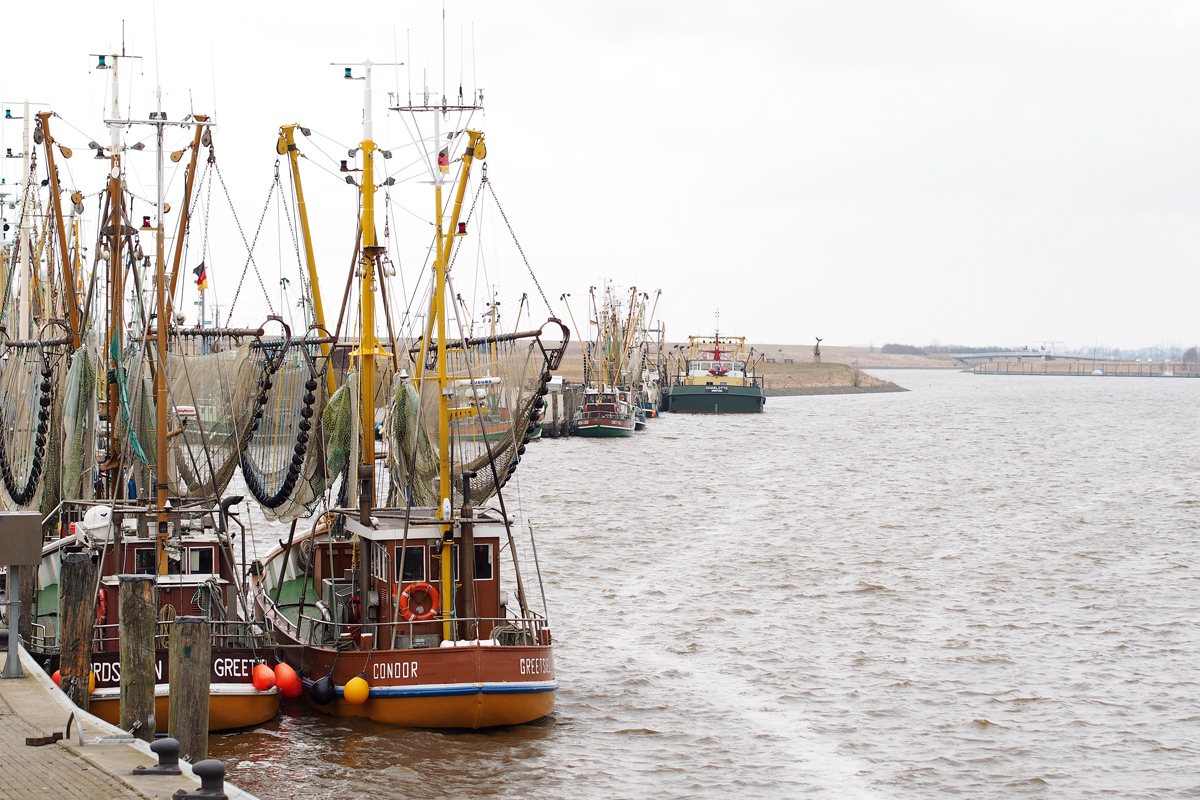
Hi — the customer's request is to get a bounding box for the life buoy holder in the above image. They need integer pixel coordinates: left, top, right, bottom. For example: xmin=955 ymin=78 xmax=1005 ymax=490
xmin=95 ymin=588 xmax=107 ymax=627
xmin=398 ymin=582 xmax=440 ymax=622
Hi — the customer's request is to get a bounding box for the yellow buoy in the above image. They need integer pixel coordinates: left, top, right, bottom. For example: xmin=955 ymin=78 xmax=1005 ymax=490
xmin=88 ymin=670 xmax=96 ymax=694
xmin=344 ymin=676 xmax=370 ymax=705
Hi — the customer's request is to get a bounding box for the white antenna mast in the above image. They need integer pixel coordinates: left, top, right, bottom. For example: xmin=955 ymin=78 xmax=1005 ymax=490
xmin=332 ymin=59 xmax=403 ymax=145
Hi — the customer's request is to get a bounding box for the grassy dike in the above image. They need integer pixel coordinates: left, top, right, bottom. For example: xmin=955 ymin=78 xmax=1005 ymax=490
xmin=552 ymin=343 xmax=907 ymax=396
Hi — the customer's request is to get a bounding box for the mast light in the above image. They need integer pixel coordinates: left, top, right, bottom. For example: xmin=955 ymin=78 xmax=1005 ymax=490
xmin=344 ymin=68 xmax=353 ymax=79
xmin=3 ymin=109 xmax=10 ymax=119
xmin=457 ymin=222 xmax=467 ymax=234
xmin=97 ymin=55 xmax=109 ymax=70
xmin=142 ymin=216 xmax=151 ymax=229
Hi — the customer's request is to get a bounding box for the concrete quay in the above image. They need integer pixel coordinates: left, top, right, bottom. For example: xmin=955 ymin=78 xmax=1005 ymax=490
xmin=0 ymin=643 xmax=257 ymax=800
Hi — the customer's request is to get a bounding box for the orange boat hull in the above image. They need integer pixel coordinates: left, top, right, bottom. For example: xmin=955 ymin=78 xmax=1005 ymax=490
xmin=88 ymin=685 xmax=281 ymax=733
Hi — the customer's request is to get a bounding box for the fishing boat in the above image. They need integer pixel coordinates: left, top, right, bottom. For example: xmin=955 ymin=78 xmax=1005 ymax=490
xmin=8 ymin=48 xmax=284 ymax=731
xmin=565 ymin=283 xmax=659 ymax=437
xmin=253 ymin=60 xmax=566 ymax=728
xmin=665 ymin=333 xmax=766 ymax=413
xmin=575 ymin=387 xmax=636 ymax=437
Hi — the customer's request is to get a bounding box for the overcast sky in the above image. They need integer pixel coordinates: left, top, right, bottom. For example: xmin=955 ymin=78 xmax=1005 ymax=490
xmin=3 ymin=1 xmax=1199 ymax=350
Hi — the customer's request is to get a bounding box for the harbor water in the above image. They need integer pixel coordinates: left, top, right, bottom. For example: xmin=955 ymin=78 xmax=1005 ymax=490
xmin=211 ymin=369 xmax=1200 ymax=798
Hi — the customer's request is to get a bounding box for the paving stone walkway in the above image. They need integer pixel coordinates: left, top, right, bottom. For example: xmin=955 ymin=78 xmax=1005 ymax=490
xmin=0 ymin=690 xmax=147 ymax=799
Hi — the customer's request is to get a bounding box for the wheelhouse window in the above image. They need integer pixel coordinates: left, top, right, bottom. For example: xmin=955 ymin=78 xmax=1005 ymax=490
xmin=134 ymin=547 xmax=155 ymax=575
xmin=396 ymin=545 xmax=425 ymax=583
xmin=187 ymin=547 xmax=214 ymax=575
xmin=474 ymin=544 xmax=493 ymax=580
xmin=370 ymin=540 xmax=388 ymax=581
xmin=448 ymin=544 xmax=494 ymax=581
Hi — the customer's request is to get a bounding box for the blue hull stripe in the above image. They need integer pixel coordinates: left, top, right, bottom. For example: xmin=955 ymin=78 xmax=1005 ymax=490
xmin=303 ymin=680 xmax=558 ymax=699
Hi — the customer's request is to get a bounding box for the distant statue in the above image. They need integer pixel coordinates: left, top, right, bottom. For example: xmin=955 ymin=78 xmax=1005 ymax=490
xmin=813 ymin=337 xmax=822 ymax=363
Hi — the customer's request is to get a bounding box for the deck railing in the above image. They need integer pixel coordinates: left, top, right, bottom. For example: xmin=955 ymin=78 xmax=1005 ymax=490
xmin=266 ymin=603 xmax=550 ymax=651
xmin=26 ymin=619 xmax=271 ymax=655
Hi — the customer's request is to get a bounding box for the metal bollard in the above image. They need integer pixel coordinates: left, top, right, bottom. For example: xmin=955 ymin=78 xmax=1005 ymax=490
xmin=171 ymin=759 xmax=228 ymax=800
xmin=133 ymin=737 xmax=183 ymax=776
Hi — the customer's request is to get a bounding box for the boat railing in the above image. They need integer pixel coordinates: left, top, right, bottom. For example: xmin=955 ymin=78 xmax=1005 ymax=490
xmin=268 ymin=602 xmax=551 ymax=650
xmin=671 ymin=374 xmax=764 ymax=388
xmin=27 ymin=622 xmax=53 ymax=653
xmin=26 ymin=618 xmax=269 ymax=657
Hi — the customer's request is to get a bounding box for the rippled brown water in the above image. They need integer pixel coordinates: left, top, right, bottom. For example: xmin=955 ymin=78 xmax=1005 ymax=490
xmin=211 ymin=369 xmax=1200 ymax=798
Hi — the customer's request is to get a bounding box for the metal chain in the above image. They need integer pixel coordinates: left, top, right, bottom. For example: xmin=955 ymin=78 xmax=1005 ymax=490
xmin=201 ymin=153 xmax=214 ymax=263
xmin=277 ymin=168 xmax=311 ymax=311
xmin=484 ymin=176 xmax=555 ymax=316
xmin=215 ymin=159 xmax=277 ymax=318
xmin=189 ymin=153 xmax=213 ymax=261
xmin=446 ymin=177 xmax=485 ymax=274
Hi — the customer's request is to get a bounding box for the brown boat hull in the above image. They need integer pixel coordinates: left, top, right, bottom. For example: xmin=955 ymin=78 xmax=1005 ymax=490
xmin=286 ymin=640 xmax=556 ymax=729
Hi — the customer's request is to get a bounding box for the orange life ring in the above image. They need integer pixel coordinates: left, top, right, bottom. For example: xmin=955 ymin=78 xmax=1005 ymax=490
xmin=398 ymin=582 xmax=439 ymax=622
xmin=95 ymin=588 xmax=107 ymax=627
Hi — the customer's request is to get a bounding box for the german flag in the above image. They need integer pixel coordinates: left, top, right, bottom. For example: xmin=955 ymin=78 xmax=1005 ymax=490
xmin=438 ymin=147 xmax=450 ymax=174
xmin=193 ymin=261 xmax=208 ymax=291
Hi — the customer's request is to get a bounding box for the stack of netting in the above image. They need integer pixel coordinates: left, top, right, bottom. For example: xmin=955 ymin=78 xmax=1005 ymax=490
xmin=164 ymin=345 xmax=259 ymax=502
xmin=387 ymin=338 xmax=548 ymax=508
xmin=239 ymin=342 xmax=330 ymax=521
xmin=322 ymin=362 xmax=398 ymax=508
xmin=115 ymin=342 xmax=156 ymax=500
xmin=0 ymin=343 xmax=65 ymax=512
xmin=60 ymin=343 xmax=98 ymax=501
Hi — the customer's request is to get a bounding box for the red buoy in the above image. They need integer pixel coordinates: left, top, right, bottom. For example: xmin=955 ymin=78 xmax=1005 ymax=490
xmin=52 ymin=670 xmax=61 ymax=686
xmin=252 ymin=663 xmax=276 ymax=691
xmin=281 ymin=678 xmax=303 ymax=699
xmin=274 ymin=663 xmax=298 ymax=692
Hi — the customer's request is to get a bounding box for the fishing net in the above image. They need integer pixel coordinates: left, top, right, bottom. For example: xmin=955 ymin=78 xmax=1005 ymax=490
xmin=59 ymin=343 xmax=98 ymax=501
xmin=118 ymin=352 xmax=157 ymax=502
xmin=163 ymin=345 xmax=259 ymax=502
xmin=322 ymin=376 xmax=357 ymax=507
xmin=0 ymin=343 xmax=66 ymax=512
xmin=238 ymin=342 xmax=330 ymax=521
xmin=388 ymin=338 xmax=549 ymax=508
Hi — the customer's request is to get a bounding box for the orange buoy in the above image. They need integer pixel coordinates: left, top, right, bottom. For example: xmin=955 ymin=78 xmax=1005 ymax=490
xmin=281 ymin=678 xmax=303 ymax=699
xmin=344 ymin=675 xmax=370 ymax=704
xmin=52 ymin=670 xmax=61 ymax=686
xmin=252 ymin=663 xmax=276 ymax=691
xmin=274 ymin=663 xmax=298 ymax=692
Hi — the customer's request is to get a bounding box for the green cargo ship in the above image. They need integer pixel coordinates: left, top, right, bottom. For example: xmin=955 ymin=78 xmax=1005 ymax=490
xmin=665 ymin=333 xmax=765 ymax=413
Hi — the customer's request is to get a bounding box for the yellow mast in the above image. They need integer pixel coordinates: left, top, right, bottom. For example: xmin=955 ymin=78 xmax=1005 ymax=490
xmin=430 ymin=125 xmax=484 ymax=639
xmin=278 ymin=124 xmax=336 ymax=398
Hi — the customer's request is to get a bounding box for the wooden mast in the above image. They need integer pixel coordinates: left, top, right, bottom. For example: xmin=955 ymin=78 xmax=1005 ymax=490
xmin=35 ymin=113 xmax=80 ymax=350
xmin=153 ymin=90 xmax=170 ymax=574
xmin=101 ymin=53 xmax=127 ymax=498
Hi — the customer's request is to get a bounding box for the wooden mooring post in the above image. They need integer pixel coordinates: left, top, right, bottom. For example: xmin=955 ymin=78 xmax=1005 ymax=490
xmin=119 ymin=575 xmax=156 ymax=741
xmin=59 ymin=551 xmax=97 ymax=709
xmin=169 ymin=615 xmax=210 ymax=763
